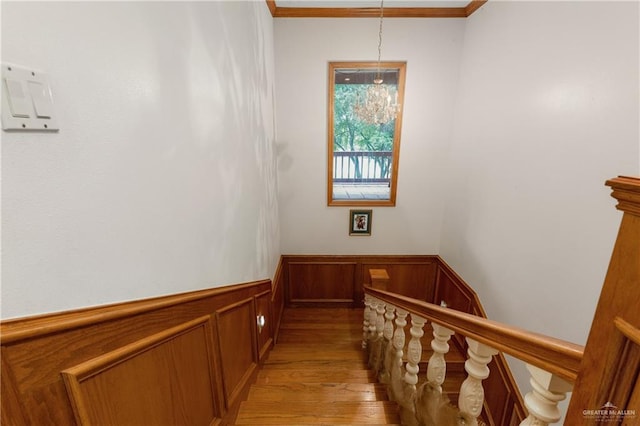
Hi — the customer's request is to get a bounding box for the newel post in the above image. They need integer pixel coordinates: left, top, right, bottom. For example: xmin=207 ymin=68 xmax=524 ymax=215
xmin=520 ymin=364 xmax=572 ymax=426
xmin=369 ymin=269 xmax=390 ymax=290
xmin=566 ymin=176 xmax=640 ymax=420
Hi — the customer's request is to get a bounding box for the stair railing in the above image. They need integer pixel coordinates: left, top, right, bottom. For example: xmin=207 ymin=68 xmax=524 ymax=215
xmin=363 ymin=285 xmax=584 ymax=426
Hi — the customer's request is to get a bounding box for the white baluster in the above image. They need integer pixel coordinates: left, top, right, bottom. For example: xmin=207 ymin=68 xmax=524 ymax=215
xmin=392 ymin=308 xmax=408 ymax=364
xmin=368 ymin=298 xmax=378 ymax=340
xmin=426 ymin=322 xmax=455 ymax=394
xmin=458 ymin=338 xmax=499 ymax=425
xmin=389 ymin=308 xmax=408 ymax=402
xmin=369 ymin=300 xmax=386 ymax=372
xmin=383 ymin=304 xmax=395 ymax=342
xmin=366 ymin=298 xmax=378 ymax=368
xmin=362 ymin=294 xmax=372 ymax=349
xmin=379 ymin=304 xmax=396 ymax=383
xmin=520 ymin=364 xmax=572 ymax=426
xmin=404 ymin=314 xmax=427 ymax=394
xmin=375 ymin=301 xmax=385 ymax=340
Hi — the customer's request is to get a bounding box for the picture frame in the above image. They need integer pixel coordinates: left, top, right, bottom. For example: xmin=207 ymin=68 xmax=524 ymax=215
xmin=349 ymin=209 xmax=372 ymax=236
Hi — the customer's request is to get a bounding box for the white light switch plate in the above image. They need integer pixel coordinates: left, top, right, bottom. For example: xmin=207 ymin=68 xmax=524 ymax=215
xmin=1 ymin=63 xmax=59 ymax=131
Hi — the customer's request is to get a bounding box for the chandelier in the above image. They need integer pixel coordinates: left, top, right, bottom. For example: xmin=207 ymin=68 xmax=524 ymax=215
xmin=353 ymin=0 xmax=399 ymax=125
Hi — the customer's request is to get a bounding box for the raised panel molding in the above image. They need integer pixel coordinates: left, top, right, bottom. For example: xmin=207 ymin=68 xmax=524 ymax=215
xmin=288 ymin=262 xmax=357 ymax=304
xmin=255 ymin=290 xmax=274 ymax=361
xmin=271 ymin=258 xmax=286 ymax=344
xmin=216 ymin=298 xmax=258 ymax=408
xmin=1 ymin=280 xmax=272 ymax=426
xmin=362 ymin=261 xmax=437 ymax=301
xmin=283 ymin=255 xmax=439 ymax=307
xmin=434 ymin=265 xmax=476 ymax=316
xmin=62 ymin=316 xmax=221 ymax=426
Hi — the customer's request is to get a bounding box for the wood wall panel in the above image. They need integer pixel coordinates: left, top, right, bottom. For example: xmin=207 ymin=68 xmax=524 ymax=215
xmin=288 ymin=262 xmax=357 ymax=303
xmin=255 ymin=290 xmax=273 ymax=361
xmin=271 ymin=258 xmax=285 ymax=343
xmin=216 ymin=298 xmax=258 ymax=408
xmin=1 ymin=280 xmax=272 ymax=426
xmin=482 ymin=355 xmax=516 ymax=426
xmin=1 ymin=348 xmax=26 ymax=426
xmin=62 ymin=316 xmax=220 ymax=426
xmin=362 ymin=262 xmax=436 ymax=301
xmin=283 ymin=255 xmax=439 ymax=307
xmin=434 ymin=266 xmax=472 ymax=313
xmin=510 ymin=409 xmax=524 ymax=426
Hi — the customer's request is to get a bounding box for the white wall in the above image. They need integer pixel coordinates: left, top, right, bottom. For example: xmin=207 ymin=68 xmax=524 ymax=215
xmin=440 ymin=0 xmax=639 ymax=419
xmin=275 ymin=18 xmax=466 ymax=254
xmin=1 ymin=1 xmax=280 ymax=319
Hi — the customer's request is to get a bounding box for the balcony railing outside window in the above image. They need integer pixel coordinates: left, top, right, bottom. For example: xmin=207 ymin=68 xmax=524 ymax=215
xmin=333 ymin=151 xmax=392 ymax=184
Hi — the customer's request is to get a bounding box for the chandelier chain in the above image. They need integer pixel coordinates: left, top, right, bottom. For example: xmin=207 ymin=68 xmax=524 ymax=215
xmin=353 ymin=0 xmax=398 ymax=125
xmin=377 ymin=0 xmax=384 ymax=79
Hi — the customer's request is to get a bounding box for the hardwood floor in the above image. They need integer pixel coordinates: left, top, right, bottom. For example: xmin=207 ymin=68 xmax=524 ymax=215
xmin=232 ymin=307 xmax=489 ymax=425
xmin=233 ymin=308 xmax=401 ymax=425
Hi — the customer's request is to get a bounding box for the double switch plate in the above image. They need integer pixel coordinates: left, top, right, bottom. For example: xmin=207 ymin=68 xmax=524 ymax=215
xmin=2 ymin=63 xmax=59 ymax=131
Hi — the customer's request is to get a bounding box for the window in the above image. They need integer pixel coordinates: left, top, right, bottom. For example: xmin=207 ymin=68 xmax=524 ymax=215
xmin=327 ymin=61 xmax=406 ymax=206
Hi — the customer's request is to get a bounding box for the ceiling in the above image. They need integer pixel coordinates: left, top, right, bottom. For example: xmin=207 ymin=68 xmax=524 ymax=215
xmin=267 ymin=0 xmax=486 ymax=18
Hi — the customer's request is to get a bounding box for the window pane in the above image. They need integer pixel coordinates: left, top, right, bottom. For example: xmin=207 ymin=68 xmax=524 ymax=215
xmin=328 ymin=62 xmax=406 ymax=206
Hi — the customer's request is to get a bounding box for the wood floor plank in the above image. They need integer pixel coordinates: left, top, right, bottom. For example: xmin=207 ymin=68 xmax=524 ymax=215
xmin=279 ymin=325 xmax=362 ymax=333
xmin=247 ymin=382 xmax=388 ymax=402
xmin=266 ymin=347 xmax=366 ymax=362
xmin=256 ymin=368 xmax=377 ymax=384
xmin=264 ymin=358 xmax=367 ymax=370
xmin=276 ymin=338 xmax=363 ymax=348
xmin=277 ymin=330 xmax=363 ymax=344
xmin=234 ymin=401 xmax=399 ymax=424
xmin=281 ymin=307 xmax=364 ymax=319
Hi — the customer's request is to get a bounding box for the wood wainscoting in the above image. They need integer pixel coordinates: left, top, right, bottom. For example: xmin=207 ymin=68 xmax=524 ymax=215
xmin=282 ymin=255 xmax=439 ymax=307
xmin=1 ymin=280 xmax=274 ymax=426
xmin=2 ymin=257 xmax=524 ymax=425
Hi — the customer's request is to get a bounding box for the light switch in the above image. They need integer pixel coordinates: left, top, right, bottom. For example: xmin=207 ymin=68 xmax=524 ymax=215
xmin=5 ymin=78 xmax=31 ymax=118
xmin=28 ymin=81 xmax=53 ymax=118
xmin=1 ymin=63 xmax=58 ymax=131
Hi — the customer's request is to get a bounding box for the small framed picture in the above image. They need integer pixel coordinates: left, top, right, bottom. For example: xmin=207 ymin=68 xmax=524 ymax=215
xmin=349 ymin=209 xmax=372 ymax=236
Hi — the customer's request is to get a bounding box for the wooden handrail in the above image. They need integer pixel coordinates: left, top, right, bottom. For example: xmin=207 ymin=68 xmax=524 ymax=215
xmin=364 ymin=287 xmax=584 ymax=382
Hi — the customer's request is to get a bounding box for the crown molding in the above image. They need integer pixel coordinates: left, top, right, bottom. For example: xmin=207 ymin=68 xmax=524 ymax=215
xmin=266 ymin=0 xmax=487 ymax=18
